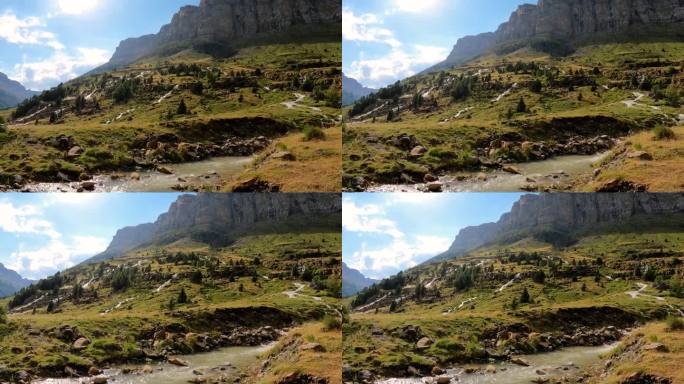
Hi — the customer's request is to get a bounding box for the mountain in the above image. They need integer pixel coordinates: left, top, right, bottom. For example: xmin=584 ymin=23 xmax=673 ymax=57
xmin=0 ymin=263 xmax=32 ymax=298
xmin=0 ymin=72 xmax=37 ymax=109
xmin=342 ymin=74 xmax=376 ymax=106
xmin=342 ymin=262 xmax=377 ymax=297
xmin=88 ymin=193 xmax=342 ymax=263
xmin=429 ymin=193 xmax=684 ymax=263
xmin=432 ymin=0 xmax=684 ymax=70
xmin=99 ymin=0 xmax=341 ymax=71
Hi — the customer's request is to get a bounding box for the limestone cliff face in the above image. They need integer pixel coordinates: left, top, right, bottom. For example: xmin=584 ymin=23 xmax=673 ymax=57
xmin=440 ymin=0 xmax=684 ymax=67
xmin=435 ymin=193 xmax=684 ymax=262
xmin=92 ymin=193 xmax=341 ymax=262
xmin=107 ymin=0 xmax=341 ymax=67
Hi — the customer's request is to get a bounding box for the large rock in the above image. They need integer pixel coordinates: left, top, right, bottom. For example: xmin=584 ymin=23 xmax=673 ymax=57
xmin=72 ymin=337 xmax=91 ymax=351
xmin=416 ymin=337 xmax=433 ymax=349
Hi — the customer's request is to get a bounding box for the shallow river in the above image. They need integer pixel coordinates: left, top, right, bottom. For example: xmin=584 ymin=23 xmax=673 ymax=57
xmin=370 ymin=152 xmax=610 ymax=192
xmin=376 ymin=343 xmax=616 ymax=384
xmin=22 ymin=156 xmax=253 ymax=192
xmin=32 ymin=343 xmax=271 ymax=384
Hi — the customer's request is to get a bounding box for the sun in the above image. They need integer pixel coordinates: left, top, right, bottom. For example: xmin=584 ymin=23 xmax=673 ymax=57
xmin=57 ymin=0 xmax=100 ymax=15
xmin=393 ymin=0 xmax=441 ymax=13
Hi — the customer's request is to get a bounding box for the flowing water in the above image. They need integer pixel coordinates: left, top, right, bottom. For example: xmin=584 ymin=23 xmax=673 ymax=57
xmin=376 ymin=343 xmax=617 ymax=384
xmin=21 ymin=156 xmax=253 ymax=192
xmin=32 ymin=344 xmax=271 ymax=384
xmin=370 ymin=152 xmax=610 ymax=193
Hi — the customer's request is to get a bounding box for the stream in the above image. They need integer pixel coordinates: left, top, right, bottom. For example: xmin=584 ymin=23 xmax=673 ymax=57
xmin=20 ymin=156 xmax=253 ymax=192
xmin=370 ymin=152 xmax=610 ymax=192
xmin=32 ymin=344 xmax=272 ymax=384
xmin=376 ymin=343 xmax=617 ymax=384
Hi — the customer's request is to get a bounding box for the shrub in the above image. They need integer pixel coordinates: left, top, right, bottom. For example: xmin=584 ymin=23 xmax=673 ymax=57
xmin=666 ymin=315 xmax=684 ymax=331
xmin=322 ymin=314 xmax=342 ymax=330
xmin=653 ymin=126 xmax=676 ymax=141
xmin=190 ymin=82 xmax=204 ymax=95
xmin=177 ymin=99 xmax=188 ymax=115
xmin=303 ymin=126 xmax=326 ymax=141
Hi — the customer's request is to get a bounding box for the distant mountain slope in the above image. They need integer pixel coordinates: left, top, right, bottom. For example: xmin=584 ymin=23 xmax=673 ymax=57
xmin=427 ymin=193 xmax=684 ymax=264
xmin=429 ymin=0 xmax=684 ymax=71
xmin=0 ymin=72 xmax=37 ymax=109
xmin=0 ymin=263 xmax=32 ymax=298
xmin=342 ymin=74 xmax=376 ymax=106
xmin=98 ymin=0 xmax=341 ymax=71
xmin=342 ymin=262 xmax=377 ymax=297
xmin=86 ymin=193 xmax=342 ymax=264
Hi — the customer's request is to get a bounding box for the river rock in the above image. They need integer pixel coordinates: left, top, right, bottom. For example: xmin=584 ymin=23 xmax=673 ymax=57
xmin=510 ymin=357 xmax=530 ymax=366
xmin=502 ymin=165 xmax=521 ymax=174
xmin=88 ymin=366 xmax=101 ymax=376
xmin=130 ymin=172 xmax=141 ymax=181
xmin=142 ymin=365 xmax=154 ymax=374
xmin=426 ymin=182 xmax=443 ymax=193
xmin=431 ymin=366 xmax=445 ymax=375
xmin=93 ymin=377 xmax=108 ymax=384
xmin=157 ymin=166 xmax=174 ymax=175
xmin=435 ymin=377 xmax=451 ymax=384
xmin=168 ymin=357 xmax=189 ymax=366
xmin=485 ymin=364 xmax=497 ymax=373
xmin=80 ymin=181 xmax=96 ymax=192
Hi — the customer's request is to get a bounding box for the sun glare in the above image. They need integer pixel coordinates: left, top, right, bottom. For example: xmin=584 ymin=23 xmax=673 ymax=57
xmin=393 ymin=0 xmax=441 ymax=13
xmin=57 ymin=0 xmax=99 ymax=15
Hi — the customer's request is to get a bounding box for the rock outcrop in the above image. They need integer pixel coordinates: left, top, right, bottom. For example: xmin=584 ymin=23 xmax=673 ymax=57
xmin=436 ymin=0 xmax=684 ymax=68
xmin=0 ymin=72 xmax=37 ymax=108
xmin=104 ymin=0 xmax=341 ymax=68
xmin=87 ymin=193 xmax=341 ymax=263
xmin=431 ymin=193 xmax=684 ymax=262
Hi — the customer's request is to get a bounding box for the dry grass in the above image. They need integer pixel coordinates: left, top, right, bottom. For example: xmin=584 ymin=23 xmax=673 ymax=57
xmin=226 ymin=125 xmax=341 ymax=192
xmin=585 ymin=125 xmax=684 ymax=191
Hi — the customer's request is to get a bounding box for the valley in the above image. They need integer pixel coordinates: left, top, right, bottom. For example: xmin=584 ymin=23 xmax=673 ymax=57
xmin=342 ymin=0 xmax=684 ymax=193
xmin=0 ymin=193 xmax=343 ymax=384
xmin=343 ymin=193 xmax=684 ymax=384
xmin=0 ymin=0 xmax=342 ymax=192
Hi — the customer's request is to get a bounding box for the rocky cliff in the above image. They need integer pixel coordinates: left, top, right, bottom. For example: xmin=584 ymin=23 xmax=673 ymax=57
xmin=0 ymin=263 xmax=32 ymax=298
xmin=0 ymin=72 xmax=37 ymax=108
xmin=105 ymin=0 xmax=341 ymax=68
xmin=437 ymin=0 xmax=684 ymax=68
xmin=432 ymin=193 xmax=684 ymax=262
xmin=89 ymin=193 xmax=341 ymax=263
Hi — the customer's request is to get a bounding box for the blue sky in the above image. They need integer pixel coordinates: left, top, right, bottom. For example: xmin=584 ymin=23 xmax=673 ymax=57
xmin=343 ymin=193 xmax=526 ymax=280
xmin=0 ymin=193 xmax=183 ymax=280
xmin=0 ymin=0 xmax=199 ymax=90
xmin=343 ymin=0 xmax=532 ymax=88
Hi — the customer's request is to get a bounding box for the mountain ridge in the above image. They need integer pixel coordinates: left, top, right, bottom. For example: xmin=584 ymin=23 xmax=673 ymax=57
xmin=342 ymin=262 xmax=377 ymax=297
xmin=87 ymin=193 xmax=342 ymax=264
xmin=342 ymin=74 xmax=376 ymax=106
xmin=431 ymin=0 xmax=684 ymax=71
xmin=0 ymin=72 xmax=38 ymax=108
xmin=99 ymin=0 xmax=341 ymax=70
xmin=0 ymin=263 xmax=33 ymax=298
xmin=427 ymin=193 xmax=684 ymax=264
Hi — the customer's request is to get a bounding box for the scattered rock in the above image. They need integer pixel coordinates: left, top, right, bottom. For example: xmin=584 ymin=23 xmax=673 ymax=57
xmin=410 ymin=146 xmax=428 ymax=157
xmin=596 ymin=178 xmax=648 ymax=192
xmin=301 ymin=343 xmax=326 ymax=353
xmin=67 ymin=146 xmax=84 ymax=159
xmin=130 ymin=172 xmax=141 ymax=181
xmin=435 ymin=377 xmax=451 ymax=384
xmin=627 ymin=151 xmax=653 ymax=161
xmin=93 ymin=377 xmax=108 ymax=384
xmin=502 ymin=165 xmax=521 ymax=174
xmin=272 ymin=151 xmax=296 ymax=161
xmin=485 ymin=364 xmax=497 ymax=373
xmin=416 ymin=337 xmax=433 ymax=349
xmin=142 ymin=365 xmax=154 ymax=374
xmin=167 ymin=357 xmax=189 ymax=367
xmin=643 ymin=343 xmax=668 ymax=353
xmin=424 ymin=174 xmax=438 ymax=183
xmin=426 ymin=182 xmax=443 ymax=192
xmin=431 ymin=366 xmax=445 ymax=375
xmin=80 ymin=181 xmax=96 ymax=192
xmin=510 ymin=357 xmax=530 ymax=366
xmin=620 ymin=372 xmax=672 ymax=384
xmin=157 ymin=166 xmax=174 ymax=175
xmin=477 ymin=172 xmax=488 ymax=181
xmin=88 ymin=366 xmax=101 ymax=376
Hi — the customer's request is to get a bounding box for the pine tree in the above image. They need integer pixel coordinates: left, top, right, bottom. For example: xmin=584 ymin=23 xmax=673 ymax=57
xmin=178 ymin=288 xmax=188 ymax=304
xmin=520 ymin=287 xmax=531 ymax=303
xmin=177 ymin=99 xmax=188 ymax=115
xmin=516 ymin=97 xmax=527 ymax=113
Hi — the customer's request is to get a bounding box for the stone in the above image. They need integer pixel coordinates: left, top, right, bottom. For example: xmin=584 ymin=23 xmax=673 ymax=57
xmin=424 ymin=174 xmax=439 ymax=183
xmin=477 ymin=172 xmax=488 ymax=181
xmin=168 ymin=357 xmax=189 ymax=367
xmin=93 ymin=378 xmax=108 ymax=384
xmin=73 ymin=337 xmax=91 ymax=351
xmin=142 ymin=365 xmax=154 ymax=374
xmin=426 ymin=182 xmax=443 ymax=193
xmin=88 ymin=366 xmax=101 ymax=376
xmin=130 ymin=172 xmax=141 ymax=181
xmin=157 ymin=166 xmax=174 ymax=175
xmin=431 ymin=366 xmax=445 ymax=375
xmin=502 ymin=165 xmax=521 ymax=174
xmin=416 ymin=337 xmax=433 ymax=349
xmin=67 ymin=146 xmax=84 ymax=158
xmin=510 ymin=357 xmax=530 ymax=366
xmin=435 ymin=377 xmax=451 ymax=384
xmin=643 ymin=342 xmax=668 ymax=352
xmin=485 ymin=364 xmax=497 ymax=373
xmin=410 ymin=146 xmax=428 ymax=157
xmin=80 ymin=181 xmax=96 ymax=192
xmin=627 ymin=151 xmax=653 ymax=161
xmin=301 ymin=342 xmax=326 ymax=353
xmin=272 ymin=151 xmax=296 ymax=161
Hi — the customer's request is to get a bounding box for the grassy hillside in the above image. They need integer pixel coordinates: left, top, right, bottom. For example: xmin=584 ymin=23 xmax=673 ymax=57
xmin=0 ymin=41 xmax=341 ymax=192
xmin=0 ymin=230 xmax=342 ymax=382
xmin=343 ymin=42 xmax=684 ymax=192
xmin=343 ymin=226 xmax=684 ymax=382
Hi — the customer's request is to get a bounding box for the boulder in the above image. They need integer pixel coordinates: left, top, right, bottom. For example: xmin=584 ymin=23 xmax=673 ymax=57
xmin=431 ymin=366 xmax=445 ymax=375
xmin=435 ymin=377 xmax=451 ymax=384
xmin=502 ymin=165 xmax=521 ymax=174
xmin=627 ymin=151 xmax=653 ymax=161
xmin=157 ymin=166 xmax=174 ymax=175
xmin=416 ymin=337 xmax=433 ymax=349
xmin=130 ymin=172 xmax=141 ymax=181
xmin=93 ymin=377 xmax=108 ymax=384
xmin=642 ymin=342 xmax=668 ymax=353
xmin=67 ymin=146 xmax=84 ymax=158
xmin=168 ymin=357 xmax=189 ymax=367
xmin=88 ymin=366 xmax=101 ymax=376
xmin=73 ymin=337 xmax=91 ymax=351
xmin=272 ymin=151 xmax=296 ymax=161
xmin=426 ymin=182 xmax=443 ymax=193
xmin=301 ymin=342 xmax=326 ymax=353
xmin=80 ymin=181 xmax=96 ymax=192
xmin=510 ymin=357 xmax=530 ymax=366
xmin=410 ymin=146 xmax=428 ymax=157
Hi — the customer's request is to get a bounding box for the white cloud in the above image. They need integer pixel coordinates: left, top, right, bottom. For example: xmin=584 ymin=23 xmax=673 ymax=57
xmin=347 ymin=235 xmax=452 ymax=280
xmin=0 ymin=11 xmax=63 ymax=49
xmin=7 ymin=236 xmax=108 ymax=279
xmin=0 ymin=201 xmax=60 ymax=239
xmin=57 ymin=0 xmax=100 ymax=16
xmin=343 ymin=199 xmax=403 ymax=239
xmin=13 ymin=47 xmax=110 ymax=89
xmin=346 ymin=44 xmax=450 ymax=88
xmin=343 ymin=8 xmax=401 ymax=48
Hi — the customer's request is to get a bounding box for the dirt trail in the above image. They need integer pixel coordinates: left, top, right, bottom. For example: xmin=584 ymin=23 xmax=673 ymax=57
xmin=492 ymin=83 xmax=518 ymax=102
xmin=356 ymin=293 xmax=390 ymax=313
xmin=498 ymin=273 xmax=521 ymax=292
xmin=281 ymin=93 xmax=321 ymax=112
